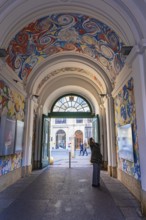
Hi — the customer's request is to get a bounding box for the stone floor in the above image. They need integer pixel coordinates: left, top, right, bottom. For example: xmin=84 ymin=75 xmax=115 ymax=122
xmin=0 ymin=153 xmax=145 ymax=220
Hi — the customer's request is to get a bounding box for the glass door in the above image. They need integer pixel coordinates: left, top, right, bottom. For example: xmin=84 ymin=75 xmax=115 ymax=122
xmin=92 ymin=115 xmax=100 ymax=143
xmin=41 ymin=115 xmax=50 ymax=168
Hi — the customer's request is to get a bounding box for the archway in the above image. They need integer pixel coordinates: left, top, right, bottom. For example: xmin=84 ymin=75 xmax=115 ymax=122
xmin=1 ymin=1 xmax=146 ymax=214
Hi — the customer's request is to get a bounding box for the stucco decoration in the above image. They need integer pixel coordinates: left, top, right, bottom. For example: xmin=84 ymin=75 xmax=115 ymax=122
xmin=114 ymin=78 xmax=141 ymax=181
xmin=6 ymin=13 xmax=124 ymax=84
xmin=36 ymin=67 xmax=105 ymax=94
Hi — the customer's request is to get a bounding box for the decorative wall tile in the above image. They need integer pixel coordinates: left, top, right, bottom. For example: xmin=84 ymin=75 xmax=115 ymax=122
xmin=114 ymin=78 xmax=141 ymax=181
xmin=0 ymin=80 xmax=25 ymax=120
xmin=0 ymin=80 xmax=25 ymax=176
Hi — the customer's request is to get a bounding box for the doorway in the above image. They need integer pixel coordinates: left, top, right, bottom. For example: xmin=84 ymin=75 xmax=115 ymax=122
xmin=75 ymin=130 xmax=83 ymax=150
xmin=39 ymin=94 xmax=100 ymax=168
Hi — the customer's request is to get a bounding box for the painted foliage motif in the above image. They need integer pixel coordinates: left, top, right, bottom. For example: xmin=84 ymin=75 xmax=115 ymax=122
xmin=6 ymin=13 xmax=124 ymax=83
xmin=0 ymin=80 xmax=25 ymax=176
xmin=0 ymin=153 xmax=22 ymax=176
xmin=114 ymin=78 xmax=141 ymax=181
xmin=0 ymin=80 xmax=25 ymax=120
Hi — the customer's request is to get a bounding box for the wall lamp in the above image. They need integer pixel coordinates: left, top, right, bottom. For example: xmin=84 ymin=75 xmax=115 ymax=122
xmin=0 ymin=49 xmax=7 ymax=57
xmin=32 ymin=95 xmax=39 ymax=99
xmin=13 ymin=79 xmax=23 ymax=84
xmin=121 ymin=46 xmax=133 ymax=56
xmin=99 ymin=94 xmax=107 ymax=97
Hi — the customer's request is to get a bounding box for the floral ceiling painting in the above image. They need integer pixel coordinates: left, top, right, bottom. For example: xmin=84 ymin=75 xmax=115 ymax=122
xmin=6 ymin=13 xmax=124 ymax=84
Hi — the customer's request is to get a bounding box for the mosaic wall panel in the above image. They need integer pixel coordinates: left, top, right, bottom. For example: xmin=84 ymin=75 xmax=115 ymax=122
xmin=114 ymin=78 xmax=141 ymax=181
xmin=0 ymin=80 xmax=25 ymax=176
xmin=0 ymin=80 xmax=25 ymax=120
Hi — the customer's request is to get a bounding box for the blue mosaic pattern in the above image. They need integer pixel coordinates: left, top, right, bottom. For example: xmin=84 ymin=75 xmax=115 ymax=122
xmin=114 ymin=78 xmax=141 ymax=181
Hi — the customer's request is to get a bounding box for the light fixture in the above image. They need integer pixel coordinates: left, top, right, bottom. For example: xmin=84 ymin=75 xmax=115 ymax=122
xmin=13 ymin=79 xmax=23 ymax=84
xmin=32 ymin=95 xmax=39 ymax=98
xmin=69 ymin=96 xmax=74 ymax=101
xmin=0 ymin=49 xmax=7 ymax=57
xmin=121 ymin=46 xmax=133 ymax=56
xmin=99 ymin=94 xmax=107 ymax=97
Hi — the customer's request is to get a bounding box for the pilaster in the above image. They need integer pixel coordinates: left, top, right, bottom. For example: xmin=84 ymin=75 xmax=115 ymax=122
xmin=22 ymin=94 xmax=35 ymax=171
xmin=141 ymin=189 xmax=146 ymax=216
xmin=132 ymin=51 xmax=146 ymax=191
xmin=99 ymin=105 xmax=108 ymax=169
xmin=105 ymin=95 xmax=117 ymax=177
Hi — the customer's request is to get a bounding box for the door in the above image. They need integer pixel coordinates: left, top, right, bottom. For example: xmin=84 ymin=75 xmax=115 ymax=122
xmin=92 ymin=115 xmax=100 ymax=143
xmin=41 ymin=115 xmax=50 ymax=168
xmin=75 ymin=130 xmax=83 ymax=149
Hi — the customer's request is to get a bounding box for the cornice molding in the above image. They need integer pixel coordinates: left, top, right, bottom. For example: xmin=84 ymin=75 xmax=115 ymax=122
xmin=112 ymin=64 xmax=132 ymax=98
xmin=126 ymin=40 xmax=146 ymax=67
xmin=0 ymin=59 xmax=26 ymax=97
xmin=112 ymin=39 xmax=146 ymax=98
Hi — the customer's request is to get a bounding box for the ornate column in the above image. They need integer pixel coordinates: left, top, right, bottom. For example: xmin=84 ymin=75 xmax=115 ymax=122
xmin=105 ymin=94 xmax=117 ymax=177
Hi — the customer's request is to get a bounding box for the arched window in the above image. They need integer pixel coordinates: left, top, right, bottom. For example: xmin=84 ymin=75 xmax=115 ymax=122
xmin=52 ymin=95 xmax=91 ymax=112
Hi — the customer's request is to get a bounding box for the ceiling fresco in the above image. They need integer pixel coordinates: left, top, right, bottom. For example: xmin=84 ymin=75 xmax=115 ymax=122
xmin=6 ymin=13 xmax=124 ymax=84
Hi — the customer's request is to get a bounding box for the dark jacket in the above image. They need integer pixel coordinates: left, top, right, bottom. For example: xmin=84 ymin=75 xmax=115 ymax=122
xmin=90 ymin=143 xmax=102 ymax=164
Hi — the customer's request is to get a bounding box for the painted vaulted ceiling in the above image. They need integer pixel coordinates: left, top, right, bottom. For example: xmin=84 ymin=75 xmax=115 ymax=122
xmin=6 ymin=13 xmax=124 ymax=84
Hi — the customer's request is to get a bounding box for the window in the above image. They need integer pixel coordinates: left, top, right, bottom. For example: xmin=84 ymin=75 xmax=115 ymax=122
xmin=85 ymin=127 xmax=92 ymax=139
xmin=87 ymin=118 xmax=92 ymax=123
xmin=52 ymin=95 xmax=91 ymax=112
xmin=55 ymin=118 xmax=66 ymax=124
xmin=76 ymin=118 xmax=83 ymax=123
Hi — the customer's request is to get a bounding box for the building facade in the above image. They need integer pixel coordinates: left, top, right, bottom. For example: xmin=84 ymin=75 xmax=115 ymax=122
xmin=50 ymin=117 xmax=92 ymax=150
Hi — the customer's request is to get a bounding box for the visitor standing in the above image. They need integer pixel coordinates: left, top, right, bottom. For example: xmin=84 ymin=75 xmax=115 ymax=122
xmin=88 ymin=137 xmax=102 ymax=187
xmin=79 ymin=142 xmax=84 ymax=156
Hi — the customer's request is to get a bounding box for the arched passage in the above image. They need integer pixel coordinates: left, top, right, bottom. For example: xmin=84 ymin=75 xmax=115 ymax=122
xmin=1 ymin=0 xmax=146 ymax=215
xmin=23 ymin=52 xmax=114 ymax=175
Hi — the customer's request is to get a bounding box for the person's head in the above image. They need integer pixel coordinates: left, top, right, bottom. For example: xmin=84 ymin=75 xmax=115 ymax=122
xmin=88 ymin=137 xmax=95 ymax=145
